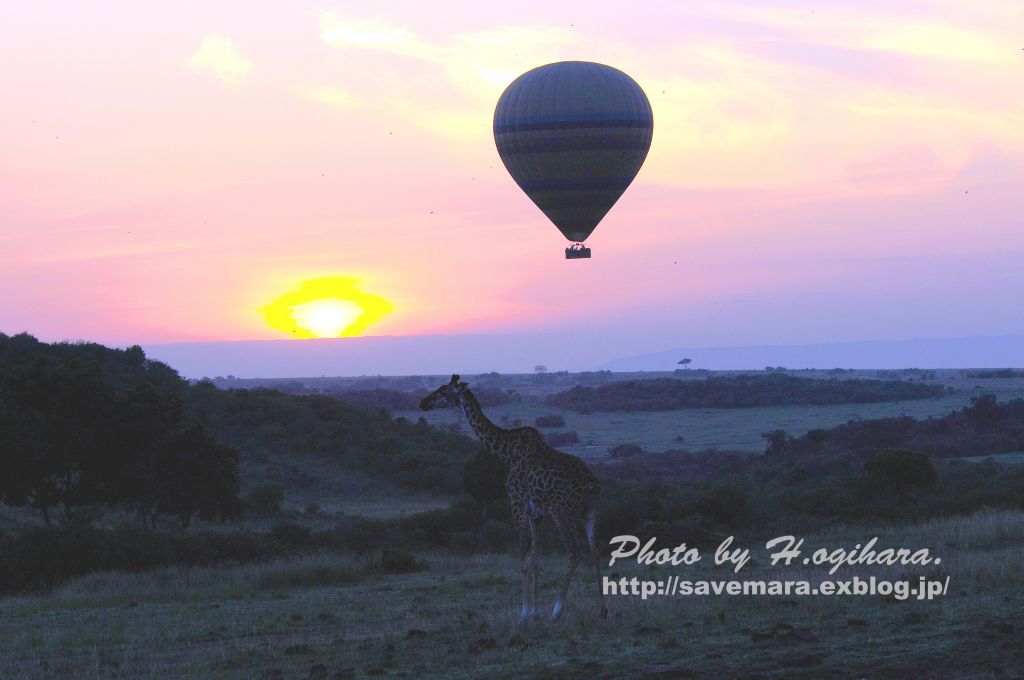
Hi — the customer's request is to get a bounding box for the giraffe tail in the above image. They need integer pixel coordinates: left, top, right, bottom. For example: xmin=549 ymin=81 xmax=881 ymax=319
xmin=584 ymin=498 xmax=609 ymax=619
xmin=584 ymin=502 xmax=600 ymax=552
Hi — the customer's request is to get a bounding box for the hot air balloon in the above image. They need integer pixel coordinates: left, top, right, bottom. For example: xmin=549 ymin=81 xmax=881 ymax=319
xmin=493 ymin=61 xmax=653 ymax=259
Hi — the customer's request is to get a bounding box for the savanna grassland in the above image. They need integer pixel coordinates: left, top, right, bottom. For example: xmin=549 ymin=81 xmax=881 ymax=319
xmin=3 ymin=334 xmax=1024 ymax=678
xmin=232 ymin=368 xmax=1024 ymax=457
xmin=2 ymin=510 xmax=1022 ymax=679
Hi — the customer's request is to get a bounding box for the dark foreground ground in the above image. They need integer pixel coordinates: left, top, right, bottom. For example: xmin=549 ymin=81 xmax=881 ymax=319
xmin=2 ymin=509 xmax=1021 ymax=679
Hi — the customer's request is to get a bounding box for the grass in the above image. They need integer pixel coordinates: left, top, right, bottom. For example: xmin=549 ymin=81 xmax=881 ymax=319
xmin=402 ymin=369 xmax=1024 ymax=458
xmin=2 ymin=509 xmax=1021 ymax=678
xmin=239 ymin=450 xmax=452 ymax=520
xmin=956 ymin=452 xmax=1024 ymax=464
xmin=405 ymin=393 xmax=1004 ymax=459
xmin=4 ymin=368 xmax=1023 ymax=677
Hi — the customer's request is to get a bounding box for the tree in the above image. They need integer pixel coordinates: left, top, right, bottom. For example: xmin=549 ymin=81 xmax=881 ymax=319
xmin=534 ymin=365 xmax=548 ymax=374
xmin=145 ymin=423 xmax=239 ymax=527
xmin=0 ymin=334 xmax=240 ymax=527
xmin=966 ymin=394 xmax=1002 ymax=430
xmin=0 ymin=352 xmax=110 ymax=522
xmin=762 ymin=429 xmax=790 ymax=457
xmin=806 ymin=428 xmax=830 ymax=451
xmin=864 ymin=449 xmax=936 ymax=492
xmin=677 ymin=358 xmax=692 ymax=369
xmin=124 ymin=345 xmax=146 ymax=366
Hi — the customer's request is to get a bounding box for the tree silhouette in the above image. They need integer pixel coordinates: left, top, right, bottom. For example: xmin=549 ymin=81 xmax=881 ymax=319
xmin=864 ymin=449 xmax=936 ymax=492
xmin=0 ymin=333 xmax=240 ymax=526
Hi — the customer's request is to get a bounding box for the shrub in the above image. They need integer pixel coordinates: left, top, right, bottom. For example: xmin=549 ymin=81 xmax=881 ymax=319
xmin=965 ymin=369 xmax=1024 ymax=379
xmin=246 ymin=483 xmax=284 ymax=513
xmin=545 ymin=431 xmax=580 ymax=446
xmin=328 ymin=388 xmax=426 ymax=411
xmin=548 ymin=374 xmax=947 ymax=412
xmin=864 ymin=449 xmax=937 ymax=491
xmin=329 ymin=516 xmax=392 ymax=552
xmin=609 ymin=444 xmax=643 ymax=458
xmin=396 ymin=504 xmax=477 ymax=547
xmin=378 ymin=548 xmax=427 ymax=574
xmin=269 ymin=521 xmax=316 ymax=547
xmin=256 ymin=564 xmax=358 ymax=590
xmin=0 ymin=525 xmax=271 ymax=595
xmin=535 ymin=414 xmax=566 ymax=428
xmin=762 ymin=429 xmax=791 ymax=457
xmin=692 ymin=487 xmax=750 ymax=529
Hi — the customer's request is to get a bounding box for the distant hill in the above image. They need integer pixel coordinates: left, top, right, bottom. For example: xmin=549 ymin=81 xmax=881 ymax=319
xmin=602 ymin=335 xmax=1024 ymax=372
xmin=142 ymin=334 xmax=616 ymax=379
xmin=134 ymin=333 xmax=1024 ymax=379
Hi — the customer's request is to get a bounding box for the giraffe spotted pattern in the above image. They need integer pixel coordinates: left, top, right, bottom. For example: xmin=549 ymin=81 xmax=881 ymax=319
xmin=421 ymin=375 xmax=607 ymax=622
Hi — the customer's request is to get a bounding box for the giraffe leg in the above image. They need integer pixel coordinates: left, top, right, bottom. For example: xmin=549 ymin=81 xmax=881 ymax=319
xmin=585 ymin=504 xmax=608 ymax=619
xmin=515 ymin=517 xmax=531 ymax=622
xmin=530 ymin=521 xmax=539 ymax=618
xmin=519 ymin=514 xmax=540 ymax=623
xmin=550 ymin=516 xmax=584 ymax=622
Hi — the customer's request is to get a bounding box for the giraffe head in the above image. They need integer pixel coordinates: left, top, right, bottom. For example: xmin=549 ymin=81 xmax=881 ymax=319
xmin=420 ymin=374 xmax=467 ymax=410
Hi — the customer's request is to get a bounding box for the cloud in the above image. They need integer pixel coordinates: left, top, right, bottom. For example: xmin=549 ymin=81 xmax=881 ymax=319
xmin=313 ymin=13 xmax=577 ymax=95
xmin=861 ymin=23 xmax=1017 ymax=64
xmin=309 ymin=3 xmax=1024 ymax=193
xmin=188 ymin=34 xmax=252 ymax=84
xmin=315 ymin=14 xmax=579 ymax=142
xmin=301 ymin=86 xmax=363 ymax=109
xmin=317 ymin=14 xmax=444 ymax=61
xmin=696 ymin=2 xmax=1018 ymax=65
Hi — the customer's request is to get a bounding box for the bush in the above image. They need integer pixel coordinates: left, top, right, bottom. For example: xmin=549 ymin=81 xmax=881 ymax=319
xmin=545 ymin=431 xmax=580 ymax=446
xmin=246 ymin=483 xmax=284 ymax=513
xmin=0 ymin=525 xmax=271 ymax=594
xmin=255 ymin=564 xmax=358 ymax=590
xmin=269 ymin=521 xmax=316 ymax=547
xmin=329 ymin=516 xmax=392 ymax=552
xmin=761 ymin=396 xmax=1024 ymax=460
xmin=965 ymin=369 xmax=1024 ymax=379
xmin=692 ymin=487 xmax=750 ymax=529
xmin=548 ymin=374 xmax=947 ymax=412
xmin=609 ymin=444 xmax=643 ymax=458
xmin=378 ymin=548 xmax=427 ymax=574
xmin=396 ymin=505 xmax=477 ymax=547
xmin=864 ymin=449 xmax=937 ymax=491
xmin=535 ymin=414 xmax=566 ymax=428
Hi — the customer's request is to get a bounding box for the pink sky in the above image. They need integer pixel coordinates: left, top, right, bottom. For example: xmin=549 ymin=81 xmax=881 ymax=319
xmin=2 ymin=1 xmax=1022 ymax=349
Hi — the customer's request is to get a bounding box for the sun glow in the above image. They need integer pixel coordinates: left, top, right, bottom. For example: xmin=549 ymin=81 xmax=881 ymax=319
xmin=259 ymin=276 xmax=393 ymax=338
xmin=291 ymin=299 xmax=363 ymax=338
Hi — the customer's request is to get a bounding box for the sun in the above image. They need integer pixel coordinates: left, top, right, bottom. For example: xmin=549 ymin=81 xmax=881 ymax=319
xmin=259 ymin=276 xmax=393 ymax=338
xmin=291 ymin=299 xmax=364 ymax=338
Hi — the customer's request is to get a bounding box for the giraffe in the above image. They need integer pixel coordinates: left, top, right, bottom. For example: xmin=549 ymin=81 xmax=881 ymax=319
xmin=420 ymin=375 xmax=607 ymax=622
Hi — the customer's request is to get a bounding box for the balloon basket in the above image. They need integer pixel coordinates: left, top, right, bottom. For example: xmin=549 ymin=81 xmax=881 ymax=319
xmin=565 ymin=244 xmax=591 ymax=259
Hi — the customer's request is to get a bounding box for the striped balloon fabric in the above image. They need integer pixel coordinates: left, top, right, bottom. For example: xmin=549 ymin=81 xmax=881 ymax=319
xmin=493 ymin=61 xmax=654 ymax=251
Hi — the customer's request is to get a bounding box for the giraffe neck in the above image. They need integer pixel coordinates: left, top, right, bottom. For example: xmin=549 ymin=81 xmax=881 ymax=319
xmin=459 ymin=389 xmax=518 ymax=465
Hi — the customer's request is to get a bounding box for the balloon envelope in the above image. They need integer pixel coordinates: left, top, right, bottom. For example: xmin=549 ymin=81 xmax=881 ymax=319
xmin=493 ymin=61 xmax=653 ymax=244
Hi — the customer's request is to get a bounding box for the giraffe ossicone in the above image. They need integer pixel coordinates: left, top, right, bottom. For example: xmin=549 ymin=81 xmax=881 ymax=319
xmin=421 ymin=375 xmax=608 ymax=622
